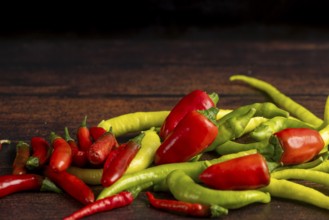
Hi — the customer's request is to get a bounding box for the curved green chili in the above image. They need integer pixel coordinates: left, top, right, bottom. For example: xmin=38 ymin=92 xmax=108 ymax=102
xmin=167 ymin=170 xmax=270 ymax=209
xmin=319 ymin=123 xmax=329 ymax=149
xmin=97 ymin=150 xmax=257 ymax=199
xmin=230 ymin=75 xmax=323 ymax=128
xmin=251 ymin=116 xmax=314 ymax=141
xmin=67 ymin=166 xmax=103 ymax=185
xmin=261 ymin=178 xmax=329 ymax=210
xmin=243 ymin=117 xmax=268 ymax=135
xmin=98 ymin=111 xmax=170 ymax=137
xmin=311 ymin=160 xmax=329 ymax=173
xmin=271 ymin=169 xmax=329 ymax=188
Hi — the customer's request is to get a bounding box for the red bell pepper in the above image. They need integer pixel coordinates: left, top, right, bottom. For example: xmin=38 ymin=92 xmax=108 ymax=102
xmin=271 ymin=128 xmax=325 ymax=165
xmin=49 ymin=132 xmax=72 ymax=172
xmin=155 ymin=108 xmax=218 ymax=165
xmin=26 ymin=137 xmax=51 ymax=170
xmin=199 ymin=153 xmax=270 ymax=190
xmin=77 ymin=116 xmax=93 ymax=151
xmin=159 ymin=90 xmax=218 ymax=140
xmin=101 ymin=133 xmax=144 ymax=187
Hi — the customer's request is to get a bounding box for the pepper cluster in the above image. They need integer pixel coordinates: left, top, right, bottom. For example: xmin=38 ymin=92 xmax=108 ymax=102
xmin=1 ymin=75 xmax=329 ymax=219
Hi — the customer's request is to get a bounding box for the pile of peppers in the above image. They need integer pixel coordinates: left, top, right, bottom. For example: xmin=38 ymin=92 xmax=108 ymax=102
xmin=1 ymin=76 xmax=329 ymax=219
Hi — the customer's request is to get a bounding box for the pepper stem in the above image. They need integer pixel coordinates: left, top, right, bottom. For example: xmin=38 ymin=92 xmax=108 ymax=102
xmin=198 ymin=107 xmax=219 ymax=125
xmin=269 ymin=135 xmax=284 ymax=164
xmin=40 ymin=178 xmax=62 ymax=193
xmin=208 ymin=92 xmax=219 ymax=106
xmin=130 ymin=132 xmax=146 ymax=145
xmin=49 ymin=132 xmax=60 ymax=143
xmin=64 ymin=127 xmax=74 ymax=142
xmin=26 ymin=156 xmax=40 ymax=170
xmin=81 ymin=115 xmax=88 ymax=127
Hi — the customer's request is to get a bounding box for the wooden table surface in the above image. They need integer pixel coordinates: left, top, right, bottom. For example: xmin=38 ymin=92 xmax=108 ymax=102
xmin=1 ymin=26 xmax=329 ymax=219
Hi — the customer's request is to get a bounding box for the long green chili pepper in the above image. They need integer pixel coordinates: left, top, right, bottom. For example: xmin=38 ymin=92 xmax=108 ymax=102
xmin=230 ymin=75 xmax=323 ymax=128
xmin=98 ymin=111 xmax=170 ymax=137
xmin=319 ymin=123 xmax=329 ymax=149
xmin=250 ymin=116 xmax=314 ymax=141
xmin=319 ymin=96 xmax=329 ymax=129
xmin=67 ymin=167 xmax=103 ymax=185
xmin=218 ymin=102 xmax=289 ymax=123
xmin=243 ymin=117 xmax=268 ymax=135
xmin=311 ymin=160 xmax=329 ymax=173
xmin=261 ymin=178 xmax=329 ymax=210
xmin=167 ymin=170 xmax=271 ymax=209
xmin=271 ymin=169 xmax=329 ymax=188
xmin=206 ymin=108 xmax=256 ymax=152
xmin=97 ymin=150 xmax=257 ymax=199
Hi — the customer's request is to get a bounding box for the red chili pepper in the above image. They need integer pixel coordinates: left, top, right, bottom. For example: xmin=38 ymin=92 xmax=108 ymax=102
xmin=63 ymin=191 xmax=133 ymax=220
xmin=155 ymin=108 xmax=218 ymax=165
xmin=103 ymin=143 xmax=127 ymax=171
xmin=77 ymin=116 xmax=93 ymax=152
xmin=0 ymin=139 xmax=10 ymax=151
xmin=87 ymin=131 xmax=119 ymax=166
xmin=199 ymin=153 xmax=270 ymax=190
xmin=101 ymin=133 xmax=144 ymax=187
xmin=49 ymin=132 xmax=72 ymax=172
xmin=44 ymin=166 xmax=94 ymax=205
xmin=89 ymin=126 xmax=107 ymax=142
xmin=0 ymin=174 xmax=43 ymax=198
xmin=159 ymin=90 xmax=218 ymax=140
xmin=12 ymin=141 xmax=30 ymax=175
xmin=64 ymin=127 xmax=88 ymax=167
xmin=271 ymin=128 xmax=325 ymax=165
xmin=26 ymin=137 xmax=51 ymax=170
xmin=146 ymin=191 xmax=212 ymax=217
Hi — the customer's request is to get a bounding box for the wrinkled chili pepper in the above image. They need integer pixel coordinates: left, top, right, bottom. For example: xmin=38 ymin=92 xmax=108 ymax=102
xmin=0 ymin=139 xmax=10 ymax=151
xmin=44 ymin=166 xmax=94 ymax=205
xmin=49 ymin=132 xmax=72 ymax=172
xmin=146 ymin=191 xmax=227 ymax=217
xmin=159 ymin=90 xmax=218 ymax=140
xmin=87 ymin=131 xmax=119 ymax=166
xmin=12 ymin=141 xmax=30 ymax=175
xmin=26 ymin=137 xmax=51 ymax=170
xmin=167 ymin=170 xmax=271 ymax=209
xmin=155 ymin=108 xmax=218 ymax=165
xmin=64 ymin=127 xmax=88 ymax=167
xmin=270 ymin=128 xmax=325 ymax=165
xmin=63 ymin=191 xmax=134 ymax=220
xmin=89 ymin=126 xmax=107 ymax=142
xmin=101 ymin=133 xmax=144 ymax=187
xmin=199 ymin=153 xmax=270 ymax=190
xmin=77 ymin=116 xmax=93 ymax=151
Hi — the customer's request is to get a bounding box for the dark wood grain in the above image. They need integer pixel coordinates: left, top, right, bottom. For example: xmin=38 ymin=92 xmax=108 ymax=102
xmin=1 ymin=26 xmax=329 ymax=219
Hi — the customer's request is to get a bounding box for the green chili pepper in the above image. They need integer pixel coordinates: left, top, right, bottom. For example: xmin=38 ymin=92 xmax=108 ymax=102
xmin=67 ymin=167 xmax=103 ymax=185
xmin=167 ymin=170 xmax=270 ymax=209
xmin=319 ymin=96 xmax=329 ymax=130
xmin=97 ymin=150 xmax=257 ymax=199
xmin=98 ymin=111 xmax=170 ymax=137
xmin=243 ymin=117 xmax=268 ymax=135
xmin=311 ymin=160 xmax=329 ymax=173
xmin=250 ymin=116 xmax=314 ymax=141
xmin=206 ymin=108 xmax=256 ymax=152
xmin=125 ymin=128 xmax=161 ymax=174
xmin=261 ymin=178 xmax=329 ymax=210
xmin=319 ymin=123 xmax=329 ymax=149
xmin=271 ymin=169 xmax=329 ymax=188
xmin=230 ymin=75 xmax=323 ymax=128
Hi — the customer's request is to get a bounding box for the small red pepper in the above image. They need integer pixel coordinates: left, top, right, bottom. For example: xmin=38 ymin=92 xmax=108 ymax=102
xmin=63 ymin=191 xmax=134 ymax=220
xmin=64 ymin=127 xmax=88 ymax=167
xmin=49 ymin=132 xmax=72 ymax=172
xmin=26 ymin=137 xmax=51 ymax=170
xmin=0 ymin=174 xmax=43 ymax=198
xmin=101 ymin=133 xmax=144 ymax=187
xmin=12 ymin=141 xmax=30 ymax=175
xmin=87 ymin=131 xmax=119 ymax=166
xmin=159 ymin=90 xmax=218 ymax=140
xmin=271 ymin=128 xmax=325 ymax=165
xmin=146 ymin=191 xmax=218 ymax=217
xmin=155 ymin=108 xmax=218 ymax=165
xmin=199 ymin=153 xmax=270 ymax=190
xmin=89 ymin=126 xmax=107 ymax=142
xmin=77 ymin=116 xmax=93 ymax=152
xmin=0 ymin=139 xmax=10 ymax=151
xmin=44 ymin=166 xmax=95 ymax=205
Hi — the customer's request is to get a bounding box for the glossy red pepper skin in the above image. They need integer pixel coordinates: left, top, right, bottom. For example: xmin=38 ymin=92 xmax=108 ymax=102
xmin=77 ymin=116 xmax=93 ymax=152
xmin=0 ymin=174 xmax=43 ymax=198
xmin=155 ymin=110 xmax=218 ymax=165
xmin=26 ymin=137 xmax=51 ymax=170
xmin=146 ymin=191 xmax=211 ymax=217
xmin=101 ymin=134 xmax=144 ymax=187
xmin=12 ymin=141 xmax=30 ymax=175
xmin=271 ymin=128 xmax=325 ymax=165
xmin=44 ymin=166 xmax=94 ymax=205
xmin=64 ymin=127 xmax=88 ymax=167
xmin=49 ymin=132 xmax=72 ymax=172
xmin=89 ymin=126 xmax=107 ymax=142
xmin=159 ymin=90 xmax=217 ymax=140
xmin=199 ymin=153 xmax=270 ymax=190
xmin=87 ymin=131 xmax=119 ymax=165
xmin=63 ymin=191 xmax=133 ymax=220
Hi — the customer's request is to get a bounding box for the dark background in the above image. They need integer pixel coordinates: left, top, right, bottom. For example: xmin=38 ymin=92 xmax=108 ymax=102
xmin=1 ymin=0 xmax=329 ymax=36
